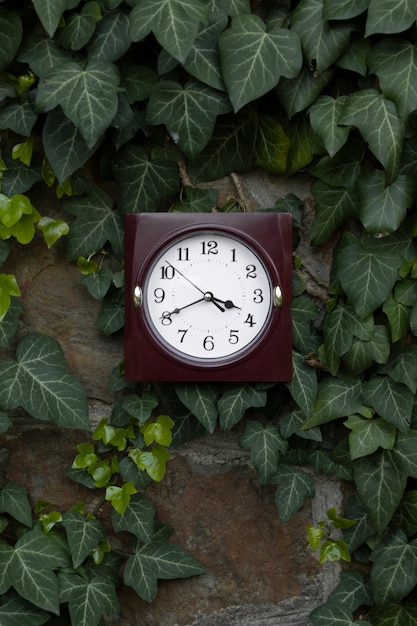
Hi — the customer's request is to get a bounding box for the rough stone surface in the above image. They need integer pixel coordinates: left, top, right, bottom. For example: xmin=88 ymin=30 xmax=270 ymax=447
xmin=0 ymin=174 xmax=343 ymax=625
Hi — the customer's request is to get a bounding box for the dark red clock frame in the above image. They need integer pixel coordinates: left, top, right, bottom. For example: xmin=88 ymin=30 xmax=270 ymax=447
xmin=124 ymin=212 xmax=292 ymax=382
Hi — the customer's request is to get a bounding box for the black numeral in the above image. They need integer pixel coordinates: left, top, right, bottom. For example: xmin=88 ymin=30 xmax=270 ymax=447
xmin=229 ymin=330 xmax=239 ymax=344
xmin=201 ymin=240 xmax=218 ymax=255
xmin=203 ymin=335 xmax=215 ymax=351
xmin=177 ymin=247 xmax=189 ymax=261
xmin=246 ymin=264 xmax=257 ymax=278
xmin=160 ymin=312 xmax=172 ymax=325
xmin=178 ymin=329 xmax=188 ymax=343
xmin=231 ymin=248 xmax=237 ymax=262
xmin=154 ymin=288 xmax=165 ymax=303
xmin=244 ymin=314 xmax=256 ymax=327
xmin=160 ymin=265 xmax=175 ymax=279
xmin=253 ymin=289 xmax=263 ymax=303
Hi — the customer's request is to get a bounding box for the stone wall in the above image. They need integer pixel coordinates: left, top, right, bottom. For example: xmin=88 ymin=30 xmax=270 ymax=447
xmin=0 ymin=172 xmax=343 ymax=625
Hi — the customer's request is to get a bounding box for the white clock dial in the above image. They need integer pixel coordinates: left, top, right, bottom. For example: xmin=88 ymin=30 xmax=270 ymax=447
xmin=141 ymin=231 xmax=273 ymax=364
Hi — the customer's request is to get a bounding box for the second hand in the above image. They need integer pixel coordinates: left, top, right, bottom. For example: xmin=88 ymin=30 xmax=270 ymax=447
xmin=165 ymin=260 xmax=225 ymax=312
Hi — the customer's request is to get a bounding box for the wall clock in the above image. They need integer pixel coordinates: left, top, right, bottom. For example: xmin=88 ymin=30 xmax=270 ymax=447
xmin=124 ymin=212 xmax=292 ymax=382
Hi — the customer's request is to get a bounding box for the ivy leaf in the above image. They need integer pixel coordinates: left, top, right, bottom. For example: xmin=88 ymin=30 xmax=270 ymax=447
xmin=354 ymin=450 xmax=407 ymax=533
xmin=87 ymin=10 xmax=130 ymax=62
xmin=311 ymin=181 xmax=358 ymax=245
xmin=324 ymin=568 xmax=374 ymax=612
xmin=111 ymin=493 xmax=155 ymax=543
xmin=323 ymin=0 xmax=369 ymax=20
xmin=357 ymin=171 xmax=416 ymax=235
xmin=62 ymin=510 xmax=106 ymax=569
xmin=273 ymin=464 xmax=315 ymax=522
xmin=0 ymin=590 xmax=50 ymax=626
xmin=0 ymin=332 xmax=90 ymax=430
xmin=218 ymin=384 xmax=267 ymax=431
xmin=147 ymin=79 xmax=231 ymax=157
xmin=383 ymin=296 xmax=411 ymax=343
xmin=0 ymin=300 xmax=22 ymax=348
xmin=343 ymin=493 xmax=376 ymax=553
xmin=394 ymin=429 xmax=417 ymax=478
xmin=291 ymin=0 xmax=352 ymax=71
xmin=366 ymin=0 xmax=417 ymax=36
xmin=208 ymin=0 xmax=250 ymax=12
xmin=219 ymin=14 xmax=302 ymax=112
xmin=0 ymin=8 xmax=22 ymax=72
xmin=345 ymin=415 xmax=397 ymax=460
xmin=239 ymin=421 xmax=288 ymax=486
xmin=113 ymin=144 xmax=179 ymax=212
xmin=310 ymin=603 xmax=371 ymax=626
xmin=60 ymin=6 xmax=99 ymax=52
xmin=42 ymin=108 xmax=97 ymax=183
xmin=174 ymin=383 xmax=219 ymax=432
xmin=0 ymin=482 xmax=32 ymax=527
xmin=337 ymin=238 xmax=403 ymax=319
xmin=379 ymin=345 xmax=417 ymax=394
xmin=373 ymin=603 xmax=417 ymax=626
xmin=254 ymin=113 xmax=290 ymax=174
xmin=291 ymin=295 xmax=318 ymax=353
xmin=339 ymin=89 xmax=405 ymax=184
xmin=122 ymin=391 xmax=159 ymax=423
xmin=17 ymin=35 xmax=73 ymax=78
xmin=309 ymin=96 xmax=349 ymax=157
xmin=80 ymin=268 xmax=113 ymax=301
xmin=32 ymin=0 xmax=67 ymax=36
xmin=370 ymin=529 xmax=417 ymax=606
xmin=341 ymin=326 xmax=390 ymax=375
xmin=0 ymin=155 xmax=42 ymax=196
xmin=336 ymin=35 xmax=371 ymax=76
xmin=302 ymin=377 xmax=363 ymax=429
xmin=129 ymin=0 xmax=209 ymax=63
xmin=279 ymin=409 xmax=322 ymax=442
xmin=0 ymin=102 xmax=37 ymax=137
xmin=124 ymin=536 xmax=205 ymax=603
xmin=286 ymin=351 xmax=318 ymax=417
xmin=98 ymin=291 xmax=124 ymax=335
xmin=182 ymin=15 xmax=228 ymax=91
xmin=368 ymin=39 xmax=417 ymax=120
xmin=64 ymin=187 xmax=123 ymax=260
xmin=58 ymin=569 xmax=119 ymax=626
xmin=36 ymin=60 xmax=120 ymax=148
xmin=277 ymin=66 xmax=334 ymax=119
xmin=37 ymin=217 xmax=69 ymax=249
xmin=310 ymin=138 xmax=364 ymax=186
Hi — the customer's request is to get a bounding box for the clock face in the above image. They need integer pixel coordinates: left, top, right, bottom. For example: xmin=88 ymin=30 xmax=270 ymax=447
xmin=141 ymin=231 xmax=273 ymax=365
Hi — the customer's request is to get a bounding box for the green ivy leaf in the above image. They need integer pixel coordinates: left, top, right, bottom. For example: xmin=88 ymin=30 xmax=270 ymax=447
xmin=36 ymin=60 xmax=120 ymax=148
xmin=143 ymin=414 xmax=175 ymax=446
xmin=239 ymin=421 xmax=288 ymax=486
xmin=382 ymin=296 xmax=411 ymax=343
xmin=129 ymin=0 xmax=209 ymax=63
xmin=0 ymin=332 xmax=90 ymax=429
xmin=124 ymin=535 xmax=205 ymax=603
xmin=219 ymin=14 xmax=302 ymax=112
xmin=273 ymin=464 xmax=315 ymax=522
xmin=309 ymin=96 xmax=349 ymax=157
xmin=366 ymin=0 xmax=417 ymax=36
xmin=310 ymin=603 xmax=371 ymax=626
xmin=370 ymin=529 xmax=417 ymax=606
xmin=147 ymin=79 xmax=231 ymax=157
xmin=364 ymin=376 xmax=412 ymax=432
xmin=354 ymin=450 xmax=407 ymax=534
xmin=291 ymin=295 xmax=318 ymax=353
xmin=323 ymin=0 xmax=369 ymax=20
xmin=291 ymin=0 xmax=352 ymax=71
xmin=32 ymin=0 xmax=67 ymax=37
xmin=62 ymin=510 xmax=106 ymax=569
xmin=0 ymin=481 xmax=32 ymax=527
xmin=113 ymin=144 xmax=179 ymax=212
xmin=0 ymin=8 xmax=22 ymax=72
xmin=343 ymin=493 xmax=376 ymax=553
xmin=111 ymin=493 xmax=155 ymax=543
xmin=17 ymin=34 xmax=73 ymax=78
xmin=324 ymin=568 xmax=373 ymax=612
xmin=337 ymin=238 xmax=403 ymax=319
xmin=0 ymin=590 xmax=50 ymax=625
xmin=254 ymin=113 xmax=290 ymax=174
xmin=98 ymin=291 xmax=124 ymax=335
xmin=311 ymin=181 xmax=358 ymax=245
xmin=345 ymin=415 xmax=397 ymax=460
xmin=277 ymin=67 xmax=334 ymax=119
xmin=279 ymin=409 xmax=322 ymax=442
xmin=122 ymin=391 xmax=159 ymax=423
xmin=341 ymin=325 xmax=390 ymax=375
xmin=0 ymin=299 xmax=22 ymax=348
xmin=0 ymin=102 xmax=37 ymax=137
xmin=218 ymin=384 xmax=267 ymax=431
xmin=182 ymin=15 xmax=227 ymax=91
xmin=286 ymin=351 xmax=318 ymax=417
xmin=58 ymin=569 xmax=119 ymax=626
xmin=373 ymin=603 xmax=417 ymax=626
xmin=310 ymin=138 xmax=363 ymax=187
xmin=60 ymin=6 xmax=99 ymax=52
xmin=379 ymin=345 xmax=417 ymax=394
xmin=105 ymin=482 xmax=137 ymax=515
xmin=394 ymin=429 xmax=417 ymax=478
xmin=88 ymin=10 xmax=133 ymax=62
xmin=357 ymin=170 xmax=416 ymax=235
xmin=64 ymin=187 xmax=123 ymax=260
xmin=37 ymin=217 xmax=69 ymax=248
xmin=394 ymin=491 xmax=417 ymax=537
xmin=339 ymin=89 xmax=405 ymax=184
xmin=174 ymin=383 xmax=219 ymax=432
xmin=302 ymin=377 xmax=363 ymax=429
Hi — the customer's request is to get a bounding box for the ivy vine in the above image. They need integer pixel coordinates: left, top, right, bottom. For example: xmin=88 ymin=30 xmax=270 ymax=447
xmin=0 ymin=0 xmax=417 ymax=624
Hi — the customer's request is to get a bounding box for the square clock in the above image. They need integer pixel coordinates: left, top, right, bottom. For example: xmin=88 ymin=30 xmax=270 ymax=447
xmin=124 ymin=212 xmax=292 ymax=382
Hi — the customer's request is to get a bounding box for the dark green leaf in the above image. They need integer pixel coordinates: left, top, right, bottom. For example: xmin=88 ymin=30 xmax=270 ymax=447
xmin=366 ymin=0 xmax=417 ymax=36
xmin=325 ymin=568 xmax=373 ymax=612
xmin=335 ymin=35 xmax=371 ymax=75
xmin=311 ymin=181 xmax=358 ymax=245
xmin=286 ymin=351 xmax=318 ymax=417
xmin=0 ymin=102 xmax=37 ymax=137
xmin=323 ymin=0 xmax=369 ymax=20
xmin=58 ymin=570 xmax=119 ymax=626
xmin=174 ymin=383 xmax=219 ymax=432
xmin=364 ymin=376 xmax=412 ymax=431
xmin=1 ymin=155 xmax=42 ymax=196
xmin=302 ymin=378 xmax=363 ymax=429
xmin=17 ymin=35 xmax=73 ymax=78
xmin=60 ymin=9 xmax=97 ymax=51
xmin=122 ymin=391 xmax=159 ymax=423
xmin=345 ymin=414 xmax=396 ymax=460
xmin=254 ymin=113 xmax=290 ymax=174
xmin=98 ymin=294 xmax=124 ymax=335
xmin=310 ymin=603 xmax=369 ymax=626
xmin=273 ymin=464 xmax=315 ymax=522
xmin=373 ymin=603 xmax=417 ymax=626
xmin=0 ymin=300 xmax=23 ymax=348
xmin=0 ymin=481 xmax=32 ymax=527
xmin=291 ymin=295 xmax=318 ymax=353
xmin=171 ymin=186 xmax=217 ymax=213
xmin=279 ymin=409 xmax=322 ymax=442
xmin=239 ymin=421 xmax=288 ymax=486
xmin=218 ymin=385 xmax=267 ymax=431
xmin=219 ymin=14 xmax=302 ymax=111
xmin=309 ymin=96 xmax=349 ymax=157
xmin=382 ymin=296 xmax=411 ymax=343
xmin=0 ymin=332 xmax=89 ymax=429
xmin=87 ymin=10 xmax=131 ymax=62
xmin=183 ymin=15 xmax=228 ymax=91
xmin=379 ymin=345 xmax=417 ymax=394
xmin=343 ymin=493 xmax=376 ymax=552
xmin=341 ymin=325 xmax=390 ymax=375
xmin=120 ymin=64 xmax=159 ymax=103
xmin=62 ymin=510 xmax=106 ymax=569
xmin=0 ymin=8 xmax=22 ymax=71
xmin=0 ymin=590 xmax=50 ymax=626
xmin=277 ymin=67 xmax=334 ymax=119
xmin=394 ymin=429 xmax=417 ymax=478
xmin=111 ymin=493 xmax=155 ymax=542
xmin=32 ymin=0 xmax=67 ymax=36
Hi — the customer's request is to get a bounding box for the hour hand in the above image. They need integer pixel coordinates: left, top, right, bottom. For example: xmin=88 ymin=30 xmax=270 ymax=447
xmin=211 ymin=296 xmax=241 ymax=310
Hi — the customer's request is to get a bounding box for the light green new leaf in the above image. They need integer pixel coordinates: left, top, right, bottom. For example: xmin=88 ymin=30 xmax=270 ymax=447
xmin=183 ymin=16 xmax=227 ymax=91
xmin=129 ymin=0 xmax=209 ymax=62
xmin=337 ymin=239 xmax=403 ymax=319
xmin=59 ymin=570 xmax=119 ymax=626
xmin=354 ymin=450 xmax=407 ymax=533
xmin=64 ymin=187 xmax=123 ymax=260
xmin=368 ymin=39 xmax=417 ymax=120
xmin=32 ymin=0 xmax=67 ymax=36
xmin=124 ymin=537 xmax=205 ymax=602
xmin=0 ymin=482 xmax=32 ymax=527
xmin=382 ymin=296 xmax=411 ymax=343
xmin=366 ymin=0 xmax=417 ymax=36
xmin=218 ymin=385 xmax=267 ymax=431
xmin=219 ymin=14 xmax=302 ymax=112
xmin=339 ymin=89 xmax=405 ymax=184
xmin=111 ymin=493 xmax=155 ymax=543
xmin=0 ymin=332 xmax=89 ymax=430
xmin=345 ymin=414 xmax=396 ymax=460
xmin=36 ymin=60 xmax=120 ymax=148
xmin=147 ymin=80 xmax=231 ymax=157
xmin=174 ymin=383 xmax=219 ymax=432
xmin=291 ymin=0 xmax=352 ymax=71
xmin=357 ymin=170 xmax=416 ymax=235
xmin=239 ymin=421 xmax=288 ymax=486
xmin=0 ymin=591 xmax=50 ymax=626
xmin=113 ymin=144 xmax=179 ymax=212
xmin=277 ymin=67 xmax=334 ymax=119
xmin=286 ymin=351 xmax=318 ymax=417
xmin=309 ymin=96 xmax=349 ymax=157
xmin=87 ymin=10 xmax=130 ymax=62
xmin=379 ymin=345 xmax=417 ymax=394
xmin=273 ymin=464 xmax=315 ymax=522
xmin=311 ymin=181 xmax=358 ymax=245
xmin=323 ymin=0 xmax=369 ymax=20
xmin=0 ymin=9 xmax=22 ymax=71
xmin=370 ymin=529 xmax=417 ymax=606
xmin=302 ymin=377 xmax=363 ymax=429
xmin=373 ymin=603 xmax=417 ymax=626
xmin=62 ymin=510 xmax=106 ymax=569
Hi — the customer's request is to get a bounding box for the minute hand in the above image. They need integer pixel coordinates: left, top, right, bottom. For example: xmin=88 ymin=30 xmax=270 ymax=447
xmin=165 ymin=261 xmax=225 ymax=312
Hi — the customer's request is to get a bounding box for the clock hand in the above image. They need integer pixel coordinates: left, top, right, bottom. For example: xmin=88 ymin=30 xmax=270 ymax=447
xmin=211 ymin=296 xmax=241 ymax=310
xmin=160 ymin=297 xmax=205 ymax=318
xmin=164 ymin=261 xmax=225 ymax=312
